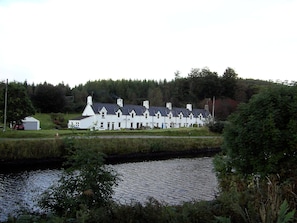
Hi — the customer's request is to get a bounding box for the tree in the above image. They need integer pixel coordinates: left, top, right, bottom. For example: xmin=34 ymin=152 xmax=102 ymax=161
xmin=219 ymin=85 xmax=297 ymax=178
xmin=39 ymin=138 xmax=118 ymax=217
xmin=214 ymin=98 xmax=238 ymax=121
xmin=188 ymin=67 xmax=221 ymax=100
xmin=32 ymin=83 xmax=66 ymax=113
xmin=148 ymin=87 xmax=163 ymax=106
xmin=221 ymin=67 xmax=238 ymax=98
xmin=0 ymin=82 xmax=35 ymax=125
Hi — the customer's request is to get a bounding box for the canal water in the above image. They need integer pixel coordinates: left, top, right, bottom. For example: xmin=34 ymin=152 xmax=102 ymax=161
xmin=0 ymin=157 xmax=218 ymax=221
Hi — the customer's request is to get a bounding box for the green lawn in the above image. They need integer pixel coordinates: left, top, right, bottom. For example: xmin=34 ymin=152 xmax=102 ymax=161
xmin=33 ymin=113 xmax=80 ymax=130
xmin=0 ymin=113 xmax=219 ymax=138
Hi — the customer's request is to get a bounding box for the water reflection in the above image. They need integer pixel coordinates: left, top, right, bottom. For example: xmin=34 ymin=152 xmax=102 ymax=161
xmin=112 ymin=157 xmax=217 ymax=205
xmin=0 ymin=157 xmax=217 ymax=221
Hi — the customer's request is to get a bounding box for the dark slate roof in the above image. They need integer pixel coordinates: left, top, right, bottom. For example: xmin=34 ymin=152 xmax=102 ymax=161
xmin=192 ymin=109 xmax=211 ymax=118
xmin=122 ymin=104 xmax=146 ymax=115
xmin=149 ymin=106 xmax=170 ymax=116
xmin=89 ymin=101 xmax=210 ymax=118
xmin=172 ymin=107 xmax=190 ymax=117
xmin=92 ymin=103 xmax=120 ymax=115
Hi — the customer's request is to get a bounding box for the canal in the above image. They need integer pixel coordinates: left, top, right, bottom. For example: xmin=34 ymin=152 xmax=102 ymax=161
xmin=0 ymin=156 xmax=218 ymax=221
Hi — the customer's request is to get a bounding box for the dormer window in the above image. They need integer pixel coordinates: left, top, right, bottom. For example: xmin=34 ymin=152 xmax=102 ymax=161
xmin=102 ymin=112 xmax=105 ymax=119
xmin=179 ymin=114 xmax=182 ymax=119
xmin=131 ymin=113 xmax=135 ymax=118
xmin=145 ymin=113 xmax=148 ymax=119
xmin=157 ymin=114 xmax=160 ymax=119
xmin=118 ymin=112 xmax=121 ymax=118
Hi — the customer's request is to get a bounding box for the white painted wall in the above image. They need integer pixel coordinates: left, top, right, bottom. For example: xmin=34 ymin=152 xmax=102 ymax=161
xmin=69 ymin=96 xmax=210 ymax=130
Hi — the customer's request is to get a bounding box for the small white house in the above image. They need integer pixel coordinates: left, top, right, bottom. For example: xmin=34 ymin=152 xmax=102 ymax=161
xmin=22 ymin=116 xmax=40 ymax=130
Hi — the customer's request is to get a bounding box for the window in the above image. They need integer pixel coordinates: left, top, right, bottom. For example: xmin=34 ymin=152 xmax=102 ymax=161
xmin=131 ymin=112 xmax=135 ymax=118
xmin=130 ymin=123 xmax=133 ymax=128
xmin=117 ymin=112 xmax=121 ymax=118
xmin=157 ymin=114 xmax=160 ymax=119
xmin=100 ymin=122 xmax=104 ymax=128
xmin=118 ymin=122 xmax=121 ymax=128
xmin=102 ymin=112 xmax=105 ymax=119
xmin=145 ymin=113 xmax=148 ymax=119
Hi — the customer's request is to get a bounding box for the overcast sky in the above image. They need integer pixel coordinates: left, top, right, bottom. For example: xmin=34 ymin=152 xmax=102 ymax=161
xmin=0 ymin=0 xmax=296 ymax=87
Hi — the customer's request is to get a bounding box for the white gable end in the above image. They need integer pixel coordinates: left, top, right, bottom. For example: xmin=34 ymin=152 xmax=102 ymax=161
xmin=82 ymin=104 xmax=95 ymax=116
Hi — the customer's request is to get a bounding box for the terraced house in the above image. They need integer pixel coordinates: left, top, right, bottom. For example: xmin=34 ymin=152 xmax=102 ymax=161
xmin=68 ymin=96 xmax=212 ymax=130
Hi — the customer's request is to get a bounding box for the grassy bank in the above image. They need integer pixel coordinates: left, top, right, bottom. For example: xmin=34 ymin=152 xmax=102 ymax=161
xmin=0 ymin=126 xmax=218 ymax=138
xmin=0 ymin=136 xmax=222 ymax=163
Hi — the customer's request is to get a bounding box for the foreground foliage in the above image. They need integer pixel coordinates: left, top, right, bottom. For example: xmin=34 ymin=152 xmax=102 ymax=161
xmin=214 ymin=85 xmax=297 ymax=221
xmin=38 ymin=138 xmax=119 ymax=217
xmin=0 ymin=82 xmax=35 ymax=126
xmin=220 ymin=85 xmax=297 ymax=177
xmin=0 ymin=134 xmax=222 ymax=162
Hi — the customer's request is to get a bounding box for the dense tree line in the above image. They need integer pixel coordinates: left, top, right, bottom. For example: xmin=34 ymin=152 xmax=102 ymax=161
xmin=1 ymin=67 xmax=288 ymax=125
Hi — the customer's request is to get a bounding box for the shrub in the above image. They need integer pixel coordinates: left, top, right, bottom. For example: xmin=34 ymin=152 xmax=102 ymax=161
xmin=38 ymin=138 xmax=119 ymax=217
xmin=208 ymin=122 xmax=225 ymax=134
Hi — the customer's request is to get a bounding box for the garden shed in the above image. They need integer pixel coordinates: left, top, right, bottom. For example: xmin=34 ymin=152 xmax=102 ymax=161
xmin=22 ymin=116 xmax=40 ymax=130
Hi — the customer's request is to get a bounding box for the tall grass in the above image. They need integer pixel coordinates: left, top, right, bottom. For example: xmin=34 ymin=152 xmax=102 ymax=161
xmin=0 ymin=137 xmax=222 ymax=161
xmin=0 ymin=126 xmax=219 ymax=138
xmin=0 ymin=139 xmax=64 ymax=160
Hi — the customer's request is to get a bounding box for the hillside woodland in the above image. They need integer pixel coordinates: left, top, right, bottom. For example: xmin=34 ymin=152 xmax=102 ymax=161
xmin=1 ymin=67 xmax=293 ymax=124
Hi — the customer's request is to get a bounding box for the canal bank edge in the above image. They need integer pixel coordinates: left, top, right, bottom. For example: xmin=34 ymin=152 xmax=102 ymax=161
xmin=0 ymin=137 xmax=222 ymax=169
xmin=0 ymin=147 xmax=221 ymax=170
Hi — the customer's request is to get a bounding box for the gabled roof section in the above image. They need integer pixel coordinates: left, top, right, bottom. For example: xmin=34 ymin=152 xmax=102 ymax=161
xmin=91 ymin=102 xmax=147 ymax=116
xmin=149 ymin=106 xmax=170 ymax=116
xmin=120 ymin=104 xmax=146 ymax=115
xmin=172 ymin=107 xmax=190 ymax=117
xmin=88 ymin=99 xmax=210 ymax=118
xmin=192 ymin=108 xmax=211 ymax=118
xmin=92 ymin=103 xmax=120 ymax=115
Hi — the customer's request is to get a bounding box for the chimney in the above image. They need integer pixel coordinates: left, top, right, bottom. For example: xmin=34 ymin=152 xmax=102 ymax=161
xmin=87 ymin=96 xmax=93 ymax=105
xmin=117 ymin=98 xmax=123 ymax=107
xmin=166 ymin=102 xmax=172 ymax=110
xmin=186 ymin=104 xmax=192 ymax=111
xmin=143 ymin=100 xmax=149 ymax=109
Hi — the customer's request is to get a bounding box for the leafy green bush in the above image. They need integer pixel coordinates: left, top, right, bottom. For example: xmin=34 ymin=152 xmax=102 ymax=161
xmin=219 ymin=85 xmax=297 ymax=178
xmin=208 ymin=122 xmax=225 ymax=134
xmin=50 ymin=113 xmax=68 ymax=129
xmin=213 ymin=85 xmax=297 ymax=222
xmin=38 ymin=138 xmax=119 ymax=217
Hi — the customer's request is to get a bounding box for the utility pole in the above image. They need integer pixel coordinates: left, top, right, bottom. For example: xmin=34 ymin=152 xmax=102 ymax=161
xmin=3 ymin=79 xmax=8 ymax=132
xmin=212 ymin=96 xmax=215 ymax=123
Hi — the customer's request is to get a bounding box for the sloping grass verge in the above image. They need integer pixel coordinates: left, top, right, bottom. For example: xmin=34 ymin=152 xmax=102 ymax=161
xmin=0 ymin=139 xmax=64 ymax=162
xmin=0 ymin=137 xmax=222 ymax=166
xmin=0 ymin=127 xmax=218 ymax=138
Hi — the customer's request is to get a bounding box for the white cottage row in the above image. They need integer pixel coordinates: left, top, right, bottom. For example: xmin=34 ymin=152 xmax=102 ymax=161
xmin=68 ymin=96 xmax=212 ymax=130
